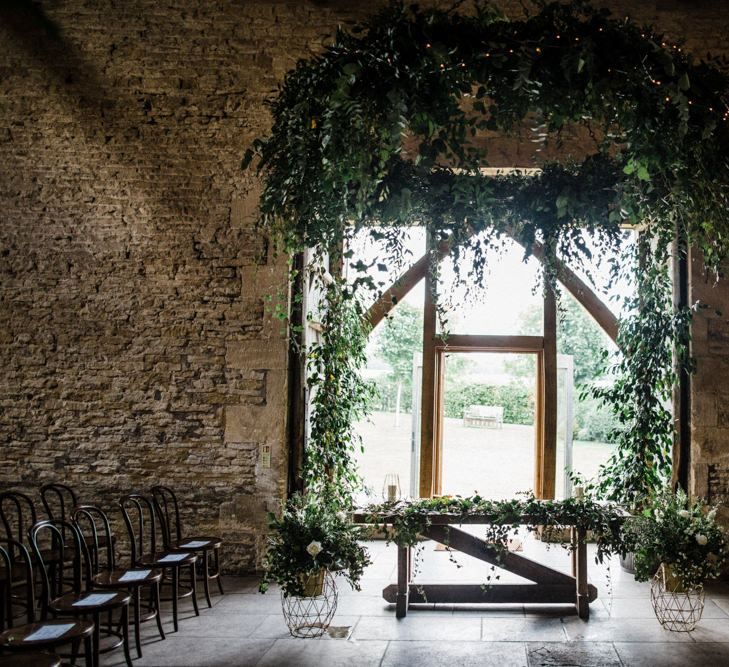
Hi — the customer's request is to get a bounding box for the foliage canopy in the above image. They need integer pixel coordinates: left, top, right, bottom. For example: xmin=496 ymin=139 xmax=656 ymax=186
xmin=246 ymin=0 xmax=729 ymax=507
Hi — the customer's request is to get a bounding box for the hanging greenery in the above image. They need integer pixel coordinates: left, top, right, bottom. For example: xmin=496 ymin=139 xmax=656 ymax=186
xmin=589 ymin=233 xmax=696 ymax=507
xmin=245 ymin=0 xmax=729 ymax=507
xmin=304 ymin=279 xmax=374 ymax=505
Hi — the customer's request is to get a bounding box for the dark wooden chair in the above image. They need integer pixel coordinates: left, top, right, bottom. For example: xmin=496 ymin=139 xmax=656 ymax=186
xmin=74 ymin=505 xmax=165 ymax=659
xmin=0 ymin=538 xmax=93 ymax=667
xmin=120 ymin=494 xmax=199 ymax=632
xmin=151 ymin=485 xmax=224 ymax=608
xmin=29 ymin=520 xmax=132 ymax=667
xmin=0 ymin=493 xmax=39 ymax=620
xmin=39 ymin=485 xmax=78 ymax=529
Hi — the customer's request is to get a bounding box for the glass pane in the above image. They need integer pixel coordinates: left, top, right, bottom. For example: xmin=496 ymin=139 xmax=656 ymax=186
xmin=441 ymin=352 xmax=537 ymax=499
xmin=555 ymin=292 xmax=620 ymax=498
xmin=437 ymin=235 xmax=543 ymax=336
xmin=346 ymin=226 xmax=426 ymax=310
xmin=354 ymin=281 xmax=424 ymax=502
xmin=560 ymin=229 xmax=637 ymax=318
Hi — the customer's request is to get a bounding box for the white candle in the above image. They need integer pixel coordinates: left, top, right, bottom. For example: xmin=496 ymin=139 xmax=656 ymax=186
xmin=575 ymin=486 xmax=585 ymax=500
xmin=387 ymin=484 xmax=397 ymax=502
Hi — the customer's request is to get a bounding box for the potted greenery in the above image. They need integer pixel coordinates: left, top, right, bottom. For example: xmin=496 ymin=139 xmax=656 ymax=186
xmin=627 ymin=487 xmax=728 ymax=631
xmin=259 ymin=493 xmax=370 ymax=637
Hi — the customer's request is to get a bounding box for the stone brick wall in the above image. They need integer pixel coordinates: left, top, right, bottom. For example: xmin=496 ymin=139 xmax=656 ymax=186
xmin=1 ymin=0 xmax=728 ymax=571
xmin=0 ymin=0 xmax=369 ymax=571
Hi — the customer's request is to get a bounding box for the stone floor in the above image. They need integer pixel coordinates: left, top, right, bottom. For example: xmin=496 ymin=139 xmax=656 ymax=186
xmin=102 ymin=537 xmax=729 ymax=667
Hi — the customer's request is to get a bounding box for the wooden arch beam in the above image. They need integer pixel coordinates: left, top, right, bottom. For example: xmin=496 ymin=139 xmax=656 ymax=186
xmin=364 ymin=229 xmax=619 ymax=343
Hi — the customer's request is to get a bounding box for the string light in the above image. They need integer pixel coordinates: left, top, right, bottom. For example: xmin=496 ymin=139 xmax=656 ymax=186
xmin=535 ymin=47 xmax=542 ymax=54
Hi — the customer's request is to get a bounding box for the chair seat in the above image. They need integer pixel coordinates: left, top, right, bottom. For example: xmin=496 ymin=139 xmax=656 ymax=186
xmin=0 ymin=619 xmax=94 ymax=648
xmin=140 ymin=551 xmax=197 ymax=568
xmin=93 ymin=568 xmax=163 ymax=588
xmin=0 ymin=652 xmax=62 ymax=667
xmin=50 ymin=589 xmax=131 ymax=614
xmin=175 ymin=535 xmax=223 ymax=551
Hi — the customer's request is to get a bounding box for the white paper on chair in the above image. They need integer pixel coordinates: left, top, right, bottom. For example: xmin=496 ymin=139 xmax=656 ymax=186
xmin=72 ymin=593 xmax=117 ymax=607
xmin=119 ymin=569 xmax=152 ymax=582
xmin=157 ymin=553 xmax=188 ymax=563
xmin=181 ymin=540 xmax=207 ymax=548
xmin=25 ymin=623 xmax=75 ymax=642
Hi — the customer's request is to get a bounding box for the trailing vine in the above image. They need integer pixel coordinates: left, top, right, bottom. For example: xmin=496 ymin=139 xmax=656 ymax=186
xmin=245 ymin=0 xmax=729 ymax=507
xmin=589 ymin=232 xmax=697 ymax=507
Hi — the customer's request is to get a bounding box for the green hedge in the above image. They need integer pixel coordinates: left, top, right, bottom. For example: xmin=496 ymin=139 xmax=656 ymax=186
xmin=444 ymin=382 xmax=534 ymax=425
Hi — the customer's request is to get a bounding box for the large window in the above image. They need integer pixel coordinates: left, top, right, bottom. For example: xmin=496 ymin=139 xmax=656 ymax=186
xmin=344 ymin=225 xmax=636 ymax=502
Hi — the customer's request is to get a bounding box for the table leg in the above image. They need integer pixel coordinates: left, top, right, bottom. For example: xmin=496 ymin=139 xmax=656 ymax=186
xmin=575 ymin=527 xmax=589 ymax=620
xmin=396 ymin=545 xmax=409 ymax=618
xmin=570 ymin=526 xmax=577 ymax=577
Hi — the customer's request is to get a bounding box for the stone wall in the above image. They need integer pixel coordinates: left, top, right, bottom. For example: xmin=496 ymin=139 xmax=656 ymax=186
xmin=0 ymin=0 xmax=368 ymax=571
xmin=1 ymin=0 xmax=728 ymax=571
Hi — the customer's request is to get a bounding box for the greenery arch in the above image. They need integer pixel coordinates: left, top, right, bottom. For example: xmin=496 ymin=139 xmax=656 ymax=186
xmin=245 ymin=0 xmax=729 ymax=508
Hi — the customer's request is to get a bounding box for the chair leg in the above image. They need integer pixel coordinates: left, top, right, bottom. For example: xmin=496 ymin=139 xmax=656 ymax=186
xmin=172 ymin=567 xmax=179 ymax=632
xmin=202 ymin=550 xmax=212 ymax=608
xmin=121 ymin=605 xmax=133 ymax=667
xmin=215 ymin=547 xmax=224 ymax=595
xmin=153 ymin=580 xmax=165 ymax=641
xmin=133 ymin=586 xmax=142 ymax=658
xmin=70 ymin=637 xmax=80 ymax=665
xmin=92 ymin=611 xmax=100 ymax=667
xmin=190 ymin=563 xmax=200 ymax=617
xmin=84 ymin=634 xmax=93 ymax=667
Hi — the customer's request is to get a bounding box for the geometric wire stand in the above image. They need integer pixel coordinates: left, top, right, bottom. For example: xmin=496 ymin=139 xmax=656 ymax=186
xmin=650 ymin=565 xmax=705 ymax=632
xmin=281 ymin=570 xmax=338 ymax=638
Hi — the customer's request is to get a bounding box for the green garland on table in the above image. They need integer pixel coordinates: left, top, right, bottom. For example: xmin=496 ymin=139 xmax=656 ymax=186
xmin=363 ymin=494 xmax=628 ymax=566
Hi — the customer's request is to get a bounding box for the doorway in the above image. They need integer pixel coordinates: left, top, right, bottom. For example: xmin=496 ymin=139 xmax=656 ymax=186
xmin=440 ymin=351 xmax=538 ymax=499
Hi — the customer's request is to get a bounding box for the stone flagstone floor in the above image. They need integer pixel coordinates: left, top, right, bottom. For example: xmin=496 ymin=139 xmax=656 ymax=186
xmin=102 ymin=537 xmax=729 ymax=667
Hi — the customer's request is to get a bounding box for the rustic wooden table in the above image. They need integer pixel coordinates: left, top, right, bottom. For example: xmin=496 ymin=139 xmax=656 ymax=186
xmin=353 ymin=512 xmax=597 ymax=620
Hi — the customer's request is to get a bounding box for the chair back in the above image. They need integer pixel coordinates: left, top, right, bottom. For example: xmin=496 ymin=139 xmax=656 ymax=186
xmin=29 ymin=520 xmax=91 ymax=613
xmin=0 ymin=491 xmax=38 ymax=558
xmin=119 ymin=494 xmax=162 ymax=567
xmin=40 ymin=483 xmax=79 ymax=525
xmin=0 ymin=538 xmax=36 ymax=629
xmin=73 ymin=505 xmax=115 ymax=574
xmin=151 ymin=486 xmax=183 ymax=550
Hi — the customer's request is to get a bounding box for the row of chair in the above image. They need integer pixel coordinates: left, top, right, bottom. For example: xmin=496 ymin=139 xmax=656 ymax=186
xmin=0 ymin=484 xmax=224 ymax=666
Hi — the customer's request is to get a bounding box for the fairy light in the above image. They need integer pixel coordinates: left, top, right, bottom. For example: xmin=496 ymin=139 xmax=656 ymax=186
xmin=535 ymin=47 xmax=542 ymax=54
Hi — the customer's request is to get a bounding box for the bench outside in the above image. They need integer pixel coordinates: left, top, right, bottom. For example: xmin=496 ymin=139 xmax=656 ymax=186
xmin=463 ymin=404 xmax=504 ymax=429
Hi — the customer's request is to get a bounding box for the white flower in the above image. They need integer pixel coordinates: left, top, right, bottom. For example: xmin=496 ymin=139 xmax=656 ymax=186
xmin=679 ymin=510 xmax=690 ymax=519
xmin=306 ymin=541 xmax=323 ymax=557
xmin=336 ymin=511 xmax=348 ymax=522
xmin=696 ymin=534 xmax=708 ymax=546
xmin=707 ymin=508 xmax=717 ymax=522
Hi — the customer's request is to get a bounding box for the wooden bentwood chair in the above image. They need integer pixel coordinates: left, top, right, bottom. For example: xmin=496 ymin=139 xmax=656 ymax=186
xmin=29 ymin=520 xmax=132 ymax=667
xmin=120 ymin=495 xmax=199 ymax=632
xmin=0 ymin=538 xmax=93 ymax=667
xmin=73 ymin=505 xmax=165 ymax=659
xmin=151 ymin=485 xmax=224 ymax=608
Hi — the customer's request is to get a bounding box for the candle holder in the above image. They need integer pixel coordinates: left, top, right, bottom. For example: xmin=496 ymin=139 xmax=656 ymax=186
xmin=382 ymin=473 xmax=401 ymax=503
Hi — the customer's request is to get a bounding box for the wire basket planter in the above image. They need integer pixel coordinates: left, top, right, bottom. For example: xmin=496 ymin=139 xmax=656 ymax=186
xmin=281 ymin=570 xmax=338 ymax=638
xmin=650 ymin=564 xmax=705 ymax=632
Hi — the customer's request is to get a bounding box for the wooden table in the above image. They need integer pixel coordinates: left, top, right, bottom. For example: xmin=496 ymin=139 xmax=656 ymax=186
xmin=354 ymin=512 xmax=597 ymax=620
